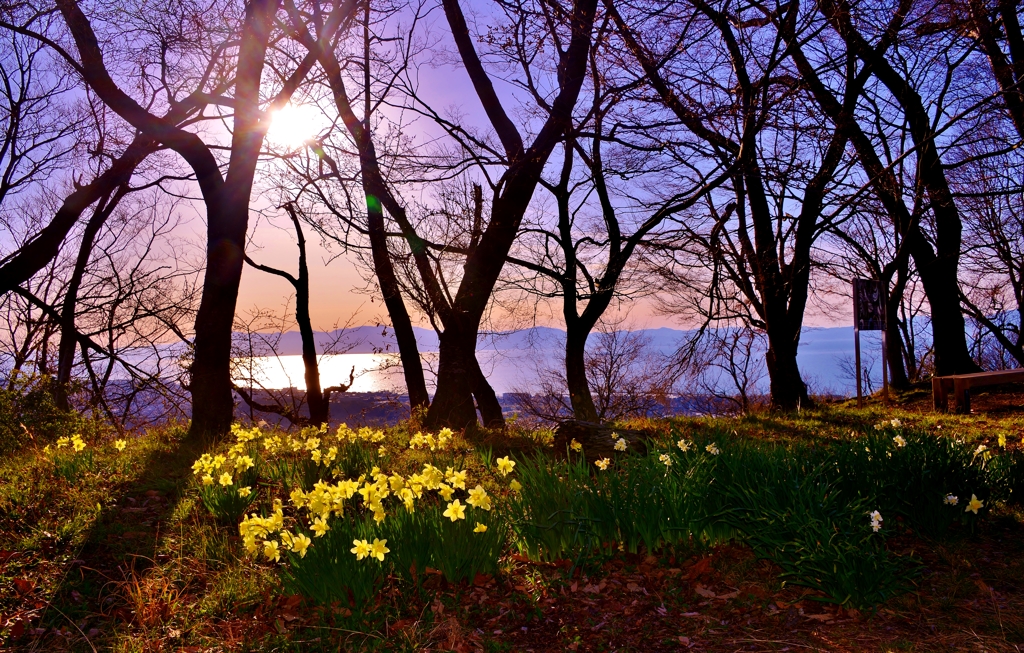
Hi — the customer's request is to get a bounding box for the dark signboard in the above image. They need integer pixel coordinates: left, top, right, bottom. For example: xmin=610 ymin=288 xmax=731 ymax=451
xmin=853 ymin=278 xmax=885 ymax=331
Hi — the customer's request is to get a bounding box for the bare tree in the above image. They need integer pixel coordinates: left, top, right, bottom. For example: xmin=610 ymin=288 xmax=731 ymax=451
xmin=240 ymin=203 xmax=355 ymax=425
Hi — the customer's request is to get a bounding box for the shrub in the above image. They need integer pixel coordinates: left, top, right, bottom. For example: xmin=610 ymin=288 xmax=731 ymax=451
xmin=0 ymin=373 xmax=87 ymax=454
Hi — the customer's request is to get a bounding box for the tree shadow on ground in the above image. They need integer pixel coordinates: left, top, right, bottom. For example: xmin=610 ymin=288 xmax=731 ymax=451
xmin=20 ymin=426 xmax=214 ymax=652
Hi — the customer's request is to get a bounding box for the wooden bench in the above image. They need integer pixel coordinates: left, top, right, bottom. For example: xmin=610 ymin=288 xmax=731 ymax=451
xmin=932 ymin=368 xmax=1024 ymax=413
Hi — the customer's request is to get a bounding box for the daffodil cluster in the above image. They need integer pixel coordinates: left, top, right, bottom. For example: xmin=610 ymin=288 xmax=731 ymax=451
xmin=408 ymin=427 xmax=454 ymax=451
xmin=239 ymin=500 xmax=312 ymax=561
xmin=191 ymin=449 xmax=255 ymax=488
xmin=53 ymin=434 xmax=87 ymax=452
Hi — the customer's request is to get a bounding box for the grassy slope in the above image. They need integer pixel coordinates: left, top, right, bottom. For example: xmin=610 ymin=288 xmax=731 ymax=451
xmin=0 ymin=393 xmax=1022 ymax=652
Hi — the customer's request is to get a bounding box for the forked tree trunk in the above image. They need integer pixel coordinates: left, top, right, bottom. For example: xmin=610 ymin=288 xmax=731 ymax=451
xmin=55 ymin=187 xmax=127 ymax=409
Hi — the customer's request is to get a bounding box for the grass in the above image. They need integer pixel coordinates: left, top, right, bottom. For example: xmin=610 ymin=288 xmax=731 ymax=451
xmin=0 ymin=402 xmax=1023 ymax=651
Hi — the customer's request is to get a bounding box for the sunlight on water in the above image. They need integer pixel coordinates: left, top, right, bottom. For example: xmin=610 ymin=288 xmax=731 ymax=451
xmin=231 ymin=349 xmax=551 ymax=395
xmin=233 ymin=354 xmax=413 ymax=393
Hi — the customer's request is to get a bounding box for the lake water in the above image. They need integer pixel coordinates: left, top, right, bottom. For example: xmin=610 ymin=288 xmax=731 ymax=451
xmin=232 ymin=348 xmax=559 ymax=395
xmin=231 ymin=326 xmax=885 ymax=397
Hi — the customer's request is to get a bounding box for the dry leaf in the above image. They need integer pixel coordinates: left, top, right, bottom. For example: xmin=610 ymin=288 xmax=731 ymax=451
xmin=694 ymin=584 xmax=717 ymax=599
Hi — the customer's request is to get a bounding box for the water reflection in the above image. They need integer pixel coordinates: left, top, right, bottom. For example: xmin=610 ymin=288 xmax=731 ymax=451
xmin=233 ymin=353 xmax=420 ymax=393
xmin=232 ymin=349 xmax=553 ymax=395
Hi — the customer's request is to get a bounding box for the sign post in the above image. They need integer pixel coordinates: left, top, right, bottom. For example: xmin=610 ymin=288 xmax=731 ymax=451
xmin=853 ymin=278 xmax=887 ymax=407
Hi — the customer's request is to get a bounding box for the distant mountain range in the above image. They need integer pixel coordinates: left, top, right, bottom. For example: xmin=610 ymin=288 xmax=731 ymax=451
xmin=261 ymin=324 xmax=874 ymax=355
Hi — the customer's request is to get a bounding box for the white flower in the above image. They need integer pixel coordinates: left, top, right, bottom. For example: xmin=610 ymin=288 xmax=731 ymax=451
xmin=676 ymin=439 xmax=690 ymax=452
xmin=705 ymin=443 xmax=720 ymax=455
xmin=890 ymin=418 xmax=902 ymax=428
xmin=614 ymin=438 xmax=627 ymax=452
xmin=659 ymin=453 xmax=672 ymax=467
xmin=893 ymin=435 xmax=906 ymax=448
xmin=944 ymin=494 xmax=958 ymax=506
xmin=868 ymin=510 xmax=883 ymax=532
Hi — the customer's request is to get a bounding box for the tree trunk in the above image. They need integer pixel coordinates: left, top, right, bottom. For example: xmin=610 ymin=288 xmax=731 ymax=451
xmin=565 ymin=325 xmax=598 ymax=422
xmin=470 ymin=357 xmax=505 ymax=428
xmin=819 ymin=0 xmax=978 ymax=376
xmin=55 ymin=187 xmax=126 ymax=409
xmin=764 ymin=333 xmax=808 ymax=410
xmin=365 ymin=190 xmax=430 ymax=411
xmin=884 ymin=260 xmax=911 ymax=390
xmin=426 ymin=322 xmax=480 ymax=431
xmin=294 ymin=242 xmax=327 ymax=426
xmin=188 ymin=0 xmax=277 ymax=441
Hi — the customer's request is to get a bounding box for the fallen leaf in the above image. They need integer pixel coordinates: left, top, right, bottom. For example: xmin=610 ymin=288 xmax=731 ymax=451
xmin=805 ymin=613 xmax=831 ymax=622
xmin=626 ymin=582 xmax=642 ymax=593
xmin=694 ymin=584 xmax=716 ymax=599
xmin=570 ymin=581 xmax=578 ymax=593
xmin=716 ymin=590 xmax=740 ymax=600
xmin=12 ymin=579 xmax=33 ymax=595
xmin=685 ymin=557 xmax=712 ymax=581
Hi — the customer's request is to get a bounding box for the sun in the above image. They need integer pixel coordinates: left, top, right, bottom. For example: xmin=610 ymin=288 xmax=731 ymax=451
xmin=266 ymin=103 xmax=323 ymax=149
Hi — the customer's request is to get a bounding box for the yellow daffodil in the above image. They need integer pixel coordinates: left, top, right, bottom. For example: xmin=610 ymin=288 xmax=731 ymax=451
xmin=437 ymin=483 xmax=455 ymax=501
xmin=998 ymin=434 xmax=1007 ymax=448
xmin=966 ymin=494 xmax=984 ymax=514
xmin=509 ymin=479 xmax=522 ymax=493
xmin=443 ymin=499 xmax=467 ymax=521
xmin=292 ymin=533 xmax=312 ymax=558
xmin=114 ymin=439 xmax=127 ymax=452
xmin=56 ymin=436 xmax=70 ymax=448
xmin=496 ymin=457 xmax=516 ymax=476
xmin=595 ymin=458 xmax=610 ymax=470
xmin=474 ymin=522 xmax=487 ymax=533
xmin=467 ymin=485 xmax=492 ymax=511
xmin=446 ymin=468 xmax=468 ymax=490
xmin=219 ymin=473 xmax=233 ymax=486
xmin=312 ymin=516 xmax=330 ymax=537
xmin=235 ymin=455 xmax=254 ymax=472
xmin=351 ymin=539 xmax=371 ymax=560
xmin=202 ymin=474 xmax=214 ymax=486
xmin=369 ymin=538 xmax=390 ymax=561
xmin=238 ymin=486 xmax=252 ymax=497
xmin=71 ymin=436 xmax=86 ymax=452
xmin=614 ymin=438 xmax=627 ymax=452
xmin=263 ymin=539 xmax=281 ymax=562
xmin=570 ymin=439 xmax=583 ymax=452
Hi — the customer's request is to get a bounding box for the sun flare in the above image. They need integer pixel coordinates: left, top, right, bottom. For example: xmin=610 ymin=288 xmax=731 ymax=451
xmin=266 ymin=103 xmax=323 ymax=148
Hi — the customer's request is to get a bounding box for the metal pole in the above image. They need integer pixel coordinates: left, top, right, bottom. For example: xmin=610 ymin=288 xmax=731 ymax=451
xmin=881 ymin=299 xmax=889 ymax=406
xmin=855 ymin=326 xmax=863 ymax=408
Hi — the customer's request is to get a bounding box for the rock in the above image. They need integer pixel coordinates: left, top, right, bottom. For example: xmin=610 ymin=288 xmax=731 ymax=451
xmin=552 ymin=420 xmax=651 ymax=462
